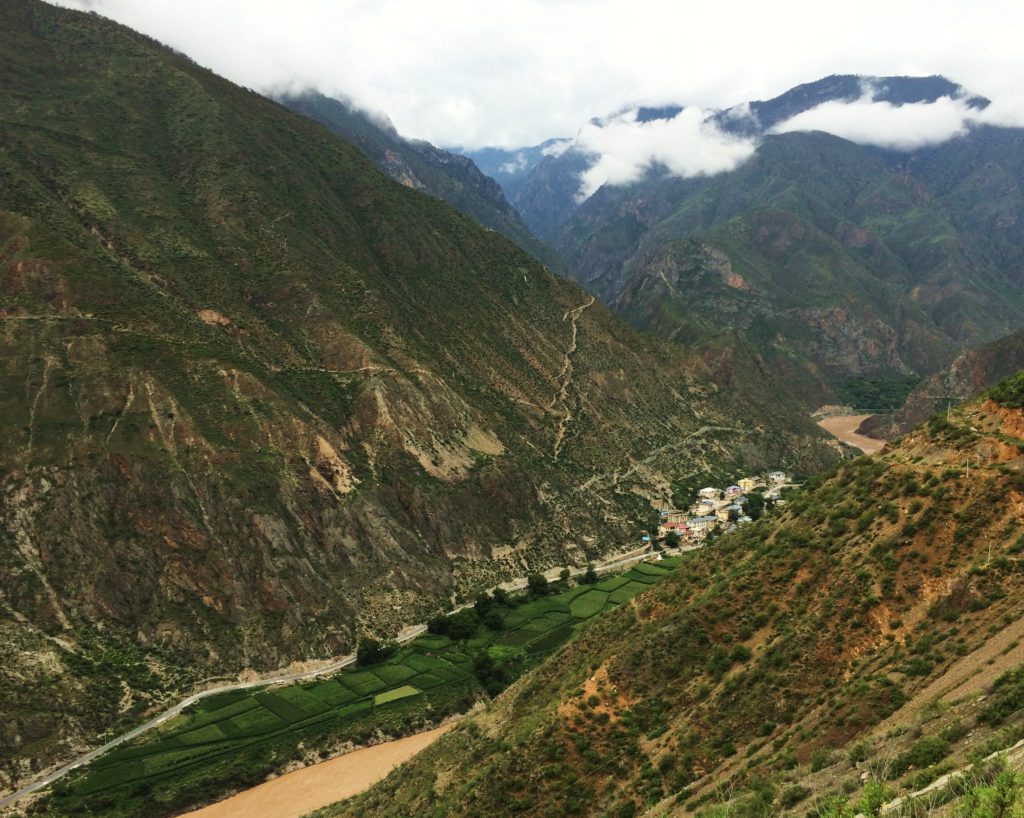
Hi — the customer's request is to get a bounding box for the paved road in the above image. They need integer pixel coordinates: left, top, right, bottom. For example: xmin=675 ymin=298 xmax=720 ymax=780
xmin=0 ymin=544 xmax=701 ymax=809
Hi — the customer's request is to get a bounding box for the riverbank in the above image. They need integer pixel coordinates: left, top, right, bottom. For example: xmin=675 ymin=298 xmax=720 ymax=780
xmin=816 ymin=414 xmax=885 ymax=455
xmin=177 ymin=723 xmax=453 ymax=818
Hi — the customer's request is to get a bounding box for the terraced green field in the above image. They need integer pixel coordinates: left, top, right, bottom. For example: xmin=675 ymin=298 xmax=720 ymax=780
xmin=48 ymin=558 xmax=682 ymax=818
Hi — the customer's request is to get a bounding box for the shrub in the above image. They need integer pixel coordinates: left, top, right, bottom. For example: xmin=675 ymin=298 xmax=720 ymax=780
xmin=356 ymin=637 xmax=396 ymax=667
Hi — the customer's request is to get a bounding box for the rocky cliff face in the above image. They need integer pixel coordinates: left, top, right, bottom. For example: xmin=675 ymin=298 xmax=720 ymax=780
xmin=0 ymin=0 xmax=836 ymax=783
xmin=862 ymin=328 xmax=1024 ymax=439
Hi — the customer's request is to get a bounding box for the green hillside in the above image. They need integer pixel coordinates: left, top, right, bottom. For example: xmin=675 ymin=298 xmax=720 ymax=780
xmin=0 ymin=0 xmax=836 ymax=789
xmin=322 ymin=379 xmax=1024 ymax=817
xmin=494 ymin=82 xmax=1024 ymax=411
xmin=562 ymin=131 xmax=1024 ymax=408
xmin=279 ymin=92 xmax=560 ymax=268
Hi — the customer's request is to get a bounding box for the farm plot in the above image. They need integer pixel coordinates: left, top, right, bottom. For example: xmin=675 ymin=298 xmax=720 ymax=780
xmin=54 ymin=556 xmax=684 ymax=818
xmin=570 ymin=589 xmax=610 ymax=619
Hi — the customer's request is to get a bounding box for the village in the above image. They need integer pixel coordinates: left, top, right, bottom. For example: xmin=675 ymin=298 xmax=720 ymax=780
xmin=654 ymin=470 xmax=793 ymax=544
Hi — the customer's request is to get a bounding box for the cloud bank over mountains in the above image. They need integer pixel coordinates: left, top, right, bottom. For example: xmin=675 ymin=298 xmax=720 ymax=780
xmin=769 ymin=85 xmax=993 ymax=150
xmin=51 ymin=0 xmax=1024 ymax=151
xmin=51 ymin=0 xmax=1024 ymax=205
xmin=569 ymin=80 xmax=1016 ymax=200
xmin=574 ymin=108 xmax=758 ymax=199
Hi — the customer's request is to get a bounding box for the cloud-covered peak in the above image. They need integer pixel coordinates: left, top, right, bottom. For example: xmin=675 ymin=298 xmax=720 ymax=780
xmin=574 ymin=107 xmax=758 ymax=200
xmin=767 ymin=79 xmax=991 ymax=150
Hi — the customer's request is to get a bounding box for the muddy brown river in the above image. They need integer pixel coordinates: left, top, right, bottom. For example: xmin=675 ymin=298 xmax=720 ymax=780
xmin=176 ymin=723 xmax=453 ymax=818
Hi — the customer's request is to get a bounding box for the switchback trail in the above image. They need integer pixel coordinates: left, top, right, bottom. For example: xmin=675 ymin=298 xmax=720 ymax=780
xmin=549 ymin=295 xmax=595 ymax=459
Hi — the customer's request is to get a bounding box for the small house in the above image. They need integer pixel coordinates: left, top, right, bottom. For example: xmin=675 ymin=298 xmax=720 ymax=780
xmin=716 ymin=503 xmax=743 ymax=522
xmin=769 ymin=471 xmax=787 ymax=485
xmin=698 ymin=486 xmax=719 ymax=500
xmin=688 ymin=515 xmax=718 ymax=533
xmin=738 ymin=477 xmax=759 ymax=493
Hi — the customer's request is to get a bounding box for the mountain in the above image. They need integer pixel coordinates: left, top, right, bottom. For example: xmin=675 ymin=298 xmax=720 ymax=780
xmin=863 ymin=327 xmax=1024 ymax=439
xmin=717 ymin=74 xmax=989 ymax=136
xmin=458 ymin=138 xmax=572 ymax=201
xmin=498 ymin=75 xmax=991 ymax=237
xmin=279 ymin=92 xmax=560 ymax=268
xmin=0 ymin=0 xmax=836 ymax=786
xmin=474 ymin=76 xmax=1024 ymax=409
xmin=321 ymin=374 xmax=1024 ymax=818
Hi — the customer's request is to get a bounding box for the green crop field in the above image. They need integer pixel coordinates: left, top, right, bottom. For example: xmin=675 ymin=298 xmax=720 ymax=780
xmin=569 ymin=589 xmax=610 ymax=618
xmin=48 ymin=557 xmax=680 ymax=818
xmin=374 ymin=685 xmax=421 ymax=706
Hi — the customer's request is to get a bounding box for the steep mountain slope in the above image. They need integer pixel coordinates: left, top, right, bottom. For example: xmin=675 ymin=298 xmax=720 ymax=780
xmin=864 ymin=327 xmax=1024 ymax=439
xmin=481 ymin=77 xmax=1024 ymax=408
xmin=322 ymin=377 xmax=1024 ymax=818
xmin=279 ymin=92 xmax=559 ymax=267
xmin=0 ymin=0 xmax=836 ymax=787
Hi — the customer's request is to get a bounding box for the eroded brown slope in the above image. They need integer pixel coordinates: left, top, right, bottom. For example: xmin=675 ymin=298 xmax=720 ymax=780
xmin=321 ymin=393 xmax=1024 ymax=818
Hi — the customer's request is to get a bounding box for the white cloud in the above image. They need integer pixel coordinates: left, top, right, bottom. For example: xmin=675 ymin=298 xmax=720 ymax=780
xmin=499 ymin=153 xmax=529 ymax=174
xmin=770 ymin=92 xmax=977 ymax=150
xmin=48 ymin=0 xmax=1024 ymax=149
xmin=541 ymin=139 xmax=573 ymax=157
xmin=575 ymin=108 xmax=758 ymax=200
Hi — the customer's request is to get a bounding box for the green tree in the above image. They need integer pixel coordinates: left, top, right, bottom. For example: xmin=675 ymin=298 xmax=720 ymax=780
xmin=583 ymin=563 xmax=599 ymax=584
xmin=473 ymin=645 xmax=526 ymax=696
xmin=665 ymin=531 xmax=680 ymax=548
xmin=527 ymin=573 xmax=550 ymax=597
xmin=483 ymin=608 xmax=504 ymax=631
xmin=474 ymin=592 xmax=493 ymax=616
xmin=356 ymin=637 xmax=395 ymax=667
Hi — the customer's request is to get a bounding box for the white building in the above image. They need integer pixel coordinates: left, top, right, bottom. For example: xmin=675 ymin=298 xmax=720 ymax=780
xmin=688 ymin=515 xmax=718 ymax=535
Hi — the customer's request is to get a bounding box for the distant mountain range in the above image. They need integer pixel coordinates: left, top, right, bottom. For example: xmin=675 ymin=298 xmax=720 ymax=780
xmin=456 ymin=75 xmax=1024 ymax=410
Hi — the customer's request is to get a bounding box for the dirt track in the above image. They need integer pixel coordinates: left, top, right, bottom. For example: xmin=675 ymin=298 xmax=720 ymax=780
xmin=177 ymin=724 xmax=452 ymax=818
xmin=817 ymin=414 xmax=886 ymax=454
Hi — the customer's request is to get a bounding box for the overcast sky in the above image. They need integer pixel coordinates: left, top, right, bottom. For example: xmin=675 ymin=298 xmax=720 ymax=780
xmin=54 ymin=0 xmax=1024 ymax=151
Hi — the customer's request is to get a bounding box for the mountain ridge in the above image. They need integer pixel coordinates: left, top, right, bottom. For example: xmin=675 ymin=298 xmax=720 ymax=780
xmin=0 ymin=0 xmax=836 ymax=787
xmin=461 ymin=75 xmax=1024 ymax=410
xmin=278 ymin=91 xmax=561 ymax=268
